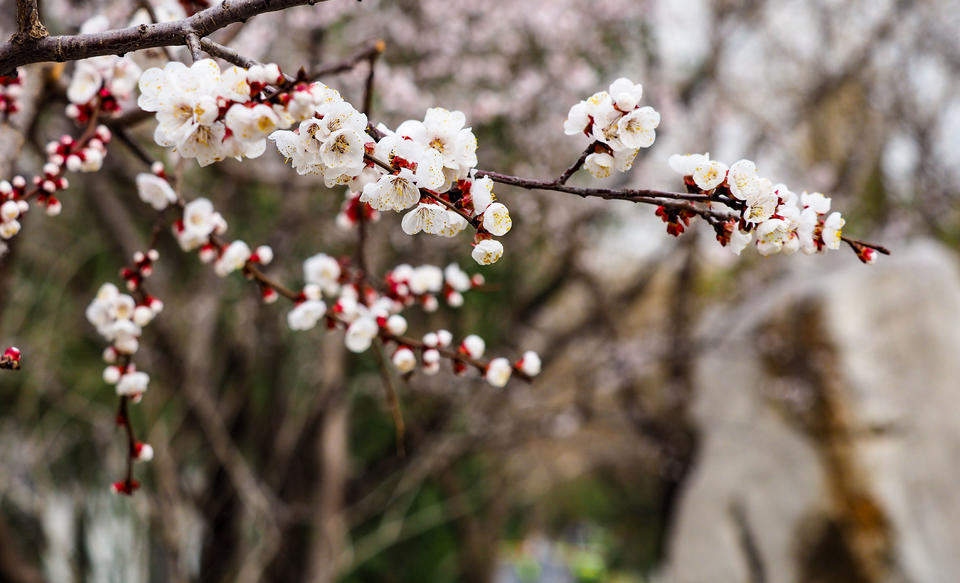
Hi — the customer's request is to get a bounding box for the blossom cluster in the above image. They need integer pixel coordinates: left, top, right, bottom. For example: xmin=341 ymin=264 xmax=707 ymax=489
xmin=134 ymin=167 xmax=276 ymax=277
xmin=668 ymin=154 xmax=852 ymax=259
xmin=138 ymin=58 xmax=338 ymax=166
xmin=86 ymin=270 xmax=162 ymax=398
xmin=89 ymin=285 xmax=153 ymax=396
xmin=282 ymin=254 xmax=539 ymax=386
xmin=86 ymin=249 xmax=165 ymax=493
xmin=137 ymin=59 xmax=515 ymax=264
xmin=0 ymin=72 xmax=22 ymax=120
xmin=175 ymin=198 xmax=273 ymax=278
xmin=269 ymin=97 xmax=512 ymax=264
xmin=563 ymin=78 xmax=661 ymax=178
xmin=66 ymin=54 xmax=140 ymax=122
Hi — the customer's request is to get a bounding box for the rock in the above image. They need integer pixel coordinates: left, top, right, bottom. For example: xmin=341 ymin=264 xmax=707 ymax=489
xmin=656 ymin=241 xmax=960 ymax=583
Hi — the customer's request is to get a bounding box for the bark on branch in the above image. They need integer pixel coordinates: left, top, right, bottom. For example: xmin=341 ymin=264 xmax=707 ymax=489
xmin=11 ymin=0 xmax=48 ymax=44
xmin=0 ymin=0 xmax=328 ymax=74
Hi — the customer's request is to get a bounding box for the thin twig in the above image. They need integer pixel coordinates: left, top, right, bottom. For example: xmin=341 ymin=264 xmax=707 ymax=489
xmin=555 ymin=141 xmax=599 ymax=185
xmin=184 ymin=31 xmax=201 ymax=62
xmin=373 ymin=339 xmax=406 ymax=456
xmin=842 ymin=235 xmax=890 ymax=255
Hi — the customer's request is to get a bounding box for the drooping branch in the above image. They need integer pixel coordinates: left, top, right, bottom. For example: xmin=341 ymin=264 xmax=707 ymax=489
xmin=0 ymin=0 xmax=330 ymax=74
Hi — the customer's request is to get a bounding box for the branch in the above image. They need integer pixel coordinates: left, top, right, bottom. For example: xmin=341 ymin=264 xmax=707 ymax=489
xmin=184 ymin=31 xmax=201 ymax=62
xmin=555 ymin=141 xmax=600 ymax=185
xmin=0 ymin=0 xmax=329 ymax=74
xmin=11 ymin=0 xmax=47 ymax=44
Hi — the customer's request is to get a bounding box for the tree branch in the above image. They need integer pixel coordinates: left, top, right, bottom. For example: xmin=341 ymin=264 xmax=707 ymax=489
xmin=0 ymin=0 xmax=328 ymax=74
xmin=11 ymin=0 xmax=47 ymax=44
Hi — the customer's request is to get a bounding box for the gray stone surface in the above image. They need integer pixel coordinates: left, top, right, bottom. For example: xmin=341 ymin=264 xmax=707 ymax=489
xmin=657 ymin=241 xmax=960 ymax=583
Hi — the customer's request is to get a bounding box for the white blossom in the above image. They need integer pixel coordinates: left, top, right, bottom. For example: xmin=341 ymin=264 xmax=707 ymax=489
xmin=461 ymin=334 xmax=485 ymax=358
xmin=344 ymin=317 xmax=378 ymax=353
xmin=729 ymin=227 xmax=753 ymax=256
xmin=692 ymin=159 xmax=728 ymax=191
xmin=409 ymin=265 xmax=444 ymax=295
xmin=822 ymin=212 xmax=845 ymax=250
xmin=444 ymin=263 xmax=471 ymax=292
xmin=801 ymin=191 xmax=831 ymax=214
xmin=136 ymin=173 xmax=177 ymax=210
xmin=518 ymin=351 xmax=541 ymax=376
xmin=361 ymin=169 xmax=421 ymax=212
xmin=392 ymin=347 xmax=416 ymax=373
xmin=584 ymin=152 xmax=614 ymax=178
xmin=608 ymin=77 xmax=644 ymax=110
xmin=214 ymin=241 xmax=251 ymax=277
xmin=440 ymin=210 xmax=468 ymax=237
xmin=401 ymin=202 xmax=448 ymax=235
xmin=471 ymin=239 xmax=504 ymax=265
xmin=116 ymin=371 xmax=149 ymax=397
xmin=396 ymin=107 xmax=478 ymax=177
xmin=743 ymin=181 xmax=778 ymax=225
xmin=386 ymin=314 xmax=407 ymax=335
xmin=287 ymin=300 xmax=327 ymax=331
xmin=485 ymin=357 xmax=512 ymax=387
xmin=225 ymin=103 xmax=281 ymax=144
xmin=727 ymin=159 xmax=760 ymax=200
xmin=668 ymin=153 xmax=710 ymax=177
xmin=616 ymin=106 xmax=659 ymax=149
xmin=755 ymin=218 xmax=790 ymax=256
xmin=470 ymin=176 xmax=496 ymax=216
xmin=481 ymin=202 xmax=512 ymax=236
xmin=103 ymin=365 xmax=121 ymax=384
xmin=303 ymin=253 xmax=341 ymax=295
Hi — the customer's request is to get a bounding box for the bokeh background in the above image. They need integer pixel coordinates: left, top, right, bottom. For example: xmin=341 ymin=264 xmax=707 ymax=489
xmin=1 ymin=0 xmax=959 ymax=581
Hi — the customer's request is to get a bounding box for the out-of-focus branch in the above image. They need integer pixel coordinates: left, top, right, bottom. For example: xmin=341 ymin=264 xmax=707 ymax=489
xmin=0 ymin=514 xmax=44 ymax=583
xmin=373 ymin=338 xmax=406 ymax=456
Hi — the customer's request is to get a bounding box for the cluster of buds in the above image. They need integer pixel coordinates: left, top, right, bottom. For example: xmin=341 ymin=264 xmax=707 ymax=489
xmin=384 ymin=263 xmax=483 ymax=310
xmin=0 ymin=72 xmax=22 ymax=120
xmin=0 ymin=126 xmax=110 ymax=242
xmin=169 ymin=196 xmax=274 ymax=280
xmin=564 ymin=78 xmax=661 ymax=178
xmin=0 ymin=186 xmax=29 ymax=240
xmin=655 ymin=205 xmax=697 ymax=237
xmin=120 ymin=249 xmax=159 ymax=291
xmin=0 ymin=346 xmax=21 ymax=370
xmin=388 ymin=331 xmax=541 ymax=387
xmin=274 ymin=254 xmax=538 ymax=386
xmin=40 ymin=126 xmax=113 ymax=209
xmin=87 ymin=252 xmax=163 ymax=495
